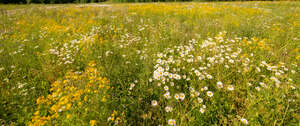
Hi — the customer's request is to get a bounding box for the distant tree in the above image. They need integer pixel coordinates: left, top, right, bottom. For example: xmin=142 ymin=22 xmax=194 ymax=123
xmin=26 ymin=0 xmax=31 ymax=4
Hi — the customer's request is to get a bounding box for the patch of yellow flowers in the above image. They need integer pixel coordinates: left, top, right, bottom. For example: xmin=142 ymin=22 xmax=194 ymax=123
xmin=30 ymin=61 xmax=109 ymax=126
xmin=128 ymin=3 xmax=264 ymax=17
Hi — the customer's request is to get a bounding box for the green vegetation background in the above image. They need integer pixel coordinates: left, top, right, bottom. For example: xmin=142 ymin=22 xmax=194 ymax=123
xmin=1 ymin=0 xmax=297 ymax=4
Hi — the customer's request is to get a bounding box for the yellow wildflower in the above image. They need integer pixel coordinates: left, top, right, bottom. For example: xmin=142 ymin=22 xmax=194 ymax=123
xmin=296 ymin=54 xmax=300 ymax=60
xmin=90 ymin=120 xmax=97 ymax=126
xmin=67 ymin=114 xmax=71 ymax=119
xmin=88 ymin=61 xmax=96 ymax=67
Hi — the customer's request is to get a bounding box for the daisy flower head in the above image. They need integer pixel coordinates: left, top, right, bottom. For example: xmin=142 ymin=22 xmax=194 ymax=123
xmin=168 ymin=74 xmax=173 ymax=79
xmin=207 ymin=91 xmax=213 ymax=97
xmin=227 ymin=85 xmax=234 ymax=91
xmin=247 ymin=83 xmax=252 ymax=86
xmin=164 ymin=92 xmax=171 ymax=99
xmin=157 ymin=83 xmax=161 ymax=87
xmin=170 ymin=82 xmax=174 ymax=86
xmin=206 ymin=74 xmax=213 ymax=79
xmin=195 ymin=91 xmax=200 ymax=97
xmin=240 ymin=118 xmax=248 ymax=125
xmin=165 ymin=106 xmax=173 ymax=112
xmin=156 ymin=59 xmax=162 ymax=64
xmin=151 ymin=100 xmax=158 ymax=107
xmin=168 ymin=119 xmax=176 ymax=126
xmin=197 ymin=97 xmax=203 ymax=103
xmin=256 ymin=67 xmax=261 ymax=72
xmin=200 ymin=108 xmax=205 ymax=113
xmin=291 ymin=70 xmax=296 ymax=74
xmin=259 ymin=82 xmax=266 ymax=88
xmin=189 ymin=87 xmax=195 ymax=92
xmin=174 ymin=94 xmax=180 ymax=100
xmin=179 ymin=93 xmax=185 ymax=100
xmin=130 ymin=83 xmax=135 ymax=88
xmin=175 ymin=74 xmax=181 ymax=80
xmin=164 ymin=72 xmax=169 ymax=76
xmin=164 ymin=86 xmax=169 ymax=91
xmin=195 ymin=70 xmax=200 ymax=76
xmin=225 ymin=65 xmax=229 ymax=68
xmin=255 ymin=87 xmax=260 ymax=91
xmin=191 ymin=93 xmax=195 ymax=97
xmin=173 ymin=74 xmax=178 ymax=79
xmin=217 ymin=81 xmax=223 ymax=88
xmin=159 ymin=71 xmax=163 ymax=76
xmin=290 ymin=85 xmax=296 ymax=90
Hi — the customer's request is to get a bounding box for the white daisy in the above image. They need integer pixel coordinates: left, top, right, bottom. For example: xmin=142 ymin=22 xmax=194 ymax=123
xmin=206 ymin=74 xmax=213 ymax=79
xmin=151 ymin=100 xmax=158 ymax=107
xmin=227 ymin=85 xmax=234 ymax=91
xmin=200 ymin=108 xmax=205 ymax=113
xmin=164 ymin=92 xmax=171 ymax=99
xmin=217 ymin=81 xmax=223 ymax=88
xmin=165 ymin=106 xmax=173 ymax=112
xmin=240 ymin=118 xmax=248 ymax=125
xmin=179 ymin=93 xmax=185 ymax=100
xmin=170 ymin=82 xmax=174 ymax=86
xmin=174 ymin=94 xmax=180 ymax=100
xmin=157 ymin=83 xmax=161 ymax=87
xmin=207 ymin=91 xmax=213 ymax=97
xmin=197 ymin=97 xmax=203 ymax=103
xmin=164 ymin=86 xmax=169 ymax=91
xmin=255 ymin=87 xmax=260 ymax=91
xmin=168 ymin=119 xmax=176 ymax=126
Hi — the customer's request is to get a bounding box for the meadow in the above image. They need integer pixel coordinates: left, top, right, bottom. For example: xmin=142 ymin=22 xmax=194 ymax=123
xmin=0 ymin=1 xmax=300 ymax=125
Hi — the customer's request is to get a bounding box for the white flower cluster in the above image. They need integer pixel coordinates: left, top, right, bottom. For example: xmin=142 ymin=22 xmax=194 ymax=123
xmin=49 ymin=39 xmax=80 ymax=65
xmin=148 ymin=31 xmax=298 ymax=125
xmin=48 ymin=26 xmax=102 ymax=65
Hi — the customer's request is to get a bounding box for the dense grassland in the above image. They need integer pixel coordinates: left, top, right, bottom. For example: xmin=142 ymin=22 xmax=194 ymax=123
xmin=0 ymin=2 xmax=300 ymax=125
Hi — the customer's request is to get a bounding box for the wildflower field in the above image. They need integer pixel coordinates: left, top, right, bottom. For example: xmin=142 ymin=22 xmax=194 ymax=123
xmin=0 ymin=1 xmax=300 ymax=125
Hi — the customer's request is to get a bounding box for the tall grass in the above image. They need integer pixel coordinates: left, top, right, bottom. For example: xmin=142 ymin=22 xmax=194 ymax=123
xmin=0 ymin=2 xmax=299 ymax=125
xmin=111 ymin=0 xmax=192 ymax=2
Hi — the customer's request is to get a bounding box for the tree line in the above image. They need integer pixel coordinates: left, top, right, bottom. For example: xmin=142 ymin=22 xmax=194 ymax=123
xmin=0 ymin=0 xmax=293 ymax=4
xmin=0 ymin=0 xmax=106 ymax=4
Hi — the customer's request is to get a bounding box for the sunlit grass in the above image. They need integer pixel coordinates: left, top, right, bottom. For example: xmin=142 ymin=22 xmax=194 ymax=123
xmin=0 ymin=2 xmax=299 ymax=125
